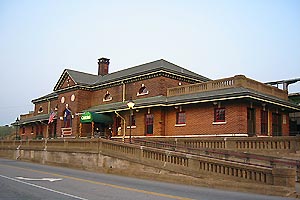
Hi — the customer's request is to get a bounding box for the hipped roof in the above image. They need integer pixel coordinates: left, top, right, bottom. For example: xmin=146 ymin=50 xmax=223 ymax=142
xmin=53 ymin=59 xmax=210 ymax=91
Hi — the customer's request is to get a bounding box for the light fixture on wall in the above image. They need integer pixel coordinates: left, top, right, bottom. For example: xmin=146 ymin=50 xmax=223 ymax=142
xmin=262 ymin=103 xmax=266 ymax=111
xmin=15 ymin=118 xmax=19 ymax=140
xmin=127 ymin=97 xmax=135 ymax=144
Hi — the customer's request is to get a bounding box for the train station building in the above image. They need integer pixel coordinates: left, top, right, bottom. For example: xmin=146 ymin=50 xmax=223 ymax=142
xmin=15 ymin=58 xmax=300 ymax=139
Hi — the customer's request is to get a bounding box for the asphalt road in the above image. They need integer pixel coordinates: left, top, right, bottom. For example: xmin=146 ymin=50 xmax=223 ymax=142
xmin=0 ymin=158 xmax=296 ymax=200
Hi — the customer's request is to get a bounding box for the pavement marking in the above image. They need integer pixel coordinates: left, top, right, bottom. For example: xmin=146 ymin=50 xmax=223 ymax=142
xmin=0 ymin=163 xmax=194 ymax=200
xmin=0 ymin=174 xmax=87 ymax=200
xmin=16 ymin=176 xmax=62 ymax=182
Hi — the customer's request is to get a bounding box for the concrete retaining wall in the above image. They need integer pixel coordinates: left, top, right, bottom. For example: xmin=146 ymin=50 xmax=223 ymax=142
xmin=0 ymin=139 xmax=297 ymax=197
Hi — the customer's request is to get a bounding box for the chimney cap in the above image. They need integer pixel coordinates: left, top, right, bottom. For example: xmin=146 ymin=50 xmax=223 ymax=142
xmin=98 ymin=57 xmax=110 ymax=64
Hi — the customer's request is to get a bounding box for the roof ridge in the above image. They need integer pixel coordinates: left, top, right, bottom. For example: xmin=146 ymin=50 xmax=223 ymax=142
xmin=65 ymin=68 xmax=98 ymax=77
xmin=94 ymin=59 xmax=165 ymax=84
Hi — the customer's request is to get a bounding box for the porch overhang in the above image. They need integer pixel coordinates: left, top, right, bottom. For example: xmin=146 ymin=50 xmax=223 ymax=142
xmin=17 ymin=114 xmax=51 ymax=125
xmin=80 ymin=112 xmax=113 ymax=124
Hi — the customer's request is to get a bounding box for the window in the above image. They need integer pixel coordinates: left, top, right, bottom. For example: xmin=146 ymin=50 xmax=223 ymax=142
xmin=22 ymin=127 xmax=25 ymax=135
xmin=145 ymin=114 xmax=154 ymax=135
xmin=261 ymin=110 xmax=268 ymax=135
xmin=137 ymin=84 xmax=149 ymax=96
xmin=131 ymin=114 xmax=136 ymax=126
xmin=176 ymin=112 xmax=186 ymax=125
xmin=272 ymin=113 xmax=282 ymax=136
xmin=38 ymin=106 xmax=43 ymax=113
xmin=103 ymin=91 xmax=112 ymax=102
xmin=214 ymin=108 xmax=225 ymax=122
xmin=128 ymin=114 xmax=136 ymax=128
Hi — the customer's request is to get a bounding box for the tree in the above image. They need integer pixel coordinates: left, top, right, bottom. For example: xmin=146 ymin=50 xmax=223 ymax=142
xmin=0 ymin=125 xmax=15 ymax=139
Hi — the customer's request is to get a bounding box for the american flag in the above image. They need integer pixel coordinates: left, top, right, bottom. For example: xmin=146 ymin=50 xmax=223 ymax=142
xmin=48 ymin=110 xmax=56 ymax=124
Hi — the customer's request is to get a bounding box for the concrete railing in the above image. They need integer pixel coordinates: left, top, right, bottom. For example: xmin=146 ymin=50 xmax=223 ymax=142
xmin=0 ymin=139 xmax=296 ymax=188
xmin=167 ymin=75 xmax=288 ymax=100
xmin=140 ymin=136 xmax=300 ymax=153
xmin=101 ymin=140 xmax=276 ymax=186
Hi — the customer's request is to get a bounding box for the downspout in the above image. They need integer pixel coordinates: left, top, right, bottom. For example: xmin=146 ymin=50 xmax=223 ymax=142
xmin=122 ymin=82 xmax=126 ymax=102
xmin=114 ymin=111 xmax=126 ymax=142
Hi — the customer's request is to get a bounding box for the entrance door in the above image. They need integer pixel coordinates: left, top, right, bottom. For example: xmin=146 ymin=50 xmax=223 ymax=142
xmin=272 ymin=113 xmax=282 ymax=136
xmin=145 ymin=114 xmax=154 ymax=135
xmin=247 ymin=108 xmax=256 ymax=136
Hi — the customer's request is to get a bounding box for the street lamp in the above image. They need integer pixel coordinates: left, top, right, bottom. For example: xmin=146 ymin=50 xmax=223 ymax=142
xmin=15 ymin=117 xmax=19 ymax=140
xmin=127 ymin=97 xmax=135 ymax=143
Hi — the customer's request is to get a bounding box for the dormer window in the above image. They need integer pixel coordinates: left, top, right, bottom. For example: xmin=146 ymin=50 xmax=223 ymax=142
xmin=38 ymin=106 xmax=43 ymax=113
xmin=103 ymin=91 xmax=112 ymax=102
xmin=137 ymin=84 xmax=149 ymax=96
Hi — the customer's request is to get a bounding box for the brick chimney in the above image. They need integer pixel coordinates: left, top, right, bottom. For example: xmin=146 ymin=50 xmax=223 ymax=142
xmin=98 ymin=58 xmax=110 ymax=76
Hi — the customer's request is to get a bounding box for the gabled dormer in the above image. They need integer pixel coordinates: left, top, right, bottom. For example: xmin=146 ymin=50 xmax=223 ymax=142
xmin=53 ymin=69 xmax=99 ymax=91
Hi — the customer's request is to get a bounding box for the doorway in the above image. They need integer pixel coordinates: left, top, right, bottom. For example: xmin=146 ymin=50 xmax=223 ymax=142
xmin=272 ymin=113 xmax=282 ymax=136
xmin=145 ymin=114 xmax=154 ymax=135
xmin=247 ymin=108 xmax=256 ymax=136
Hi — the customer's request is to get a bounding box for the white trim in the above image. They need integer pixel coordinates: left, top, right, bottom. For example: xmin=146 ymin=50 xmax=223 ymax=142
xmin=175 ymin=124 xmax=186 ymax=127
xmin=54 ymin=70 xmax=77 ymax=91
xmin=212 ymin=122 xmax=227 ymax=125
xmin=137 ymin=91 xmax=149 ymax=96
xmin=103 ymin=97 xmax=113 ymax=102
xmin=126 ymin=126 xmax=136 ymax=129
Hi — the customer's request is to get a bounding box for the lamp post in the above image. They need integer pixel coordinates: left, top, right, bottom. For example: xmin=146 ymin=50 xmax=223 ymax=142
xmin=127 ymin=97 xmax=135 ymax=143
xmin=15 ymin=117 xmax=19 ymax=140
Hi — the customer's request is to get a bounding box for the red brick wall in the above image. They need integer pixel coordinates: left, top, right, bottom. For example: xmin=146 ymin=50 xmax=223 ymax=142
xmin=76 ymin=90 xmax=93 ymax=111
xmin=126 ymin=77 xmax=189 ymax=101
xmin=56 ymin=91 xmax=79 ymax=137
xmin=34 ymin=101 xmax=49 ymax=115
xmin=19 ymin=123 xmax=48 ymax=140
xmin=91 ymin=85 xmax=123 ymax=106
xmin=121 ymin=107 xmax=164 ymax=137
xmin=60 ymin=75 xmax=75 ymax=90
xmin=20 ymin=125 xmax=35 ymax=140
xmin=164 ymin=102 xmax=247 ymax=136
xmin=89 ymin=77 xmax=187 ymax=107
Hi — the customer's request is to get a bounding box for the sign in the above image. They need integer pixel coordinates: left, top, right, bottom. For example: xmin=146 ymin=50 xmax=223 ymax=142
xmin=81 ymin=115 xmax=91 ymax=120
xmin=80 ymin=112 xmax=93 ymax=123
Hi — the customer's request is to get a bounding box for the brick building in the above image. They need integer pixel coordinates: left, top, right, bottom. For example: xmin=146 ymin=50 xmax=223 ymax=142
xmin=15 ymin=58 xmax=300 ymax=139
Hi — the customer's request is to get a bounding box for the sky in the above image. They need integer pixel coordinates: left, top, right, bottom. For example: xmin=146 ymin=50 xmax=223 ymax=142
xmin=0 ymin=0 xmax=299 ymax=125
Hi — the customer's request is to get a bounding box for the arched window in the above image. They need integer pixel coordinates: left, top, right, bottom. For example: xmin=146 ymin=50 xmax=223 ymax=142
xmin=38 ymin=106 xmax=43 ymax=113
xmin=137 ymin=84 xmax=149 ymax=96
xmin=103 ymin=91 xmax=112 ymax=102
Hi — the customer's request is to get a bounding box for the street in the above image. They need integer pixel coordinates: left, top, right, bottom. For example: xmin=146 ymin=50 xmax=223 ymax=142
xmin=0 ymin=158 xmax=296 ymax=200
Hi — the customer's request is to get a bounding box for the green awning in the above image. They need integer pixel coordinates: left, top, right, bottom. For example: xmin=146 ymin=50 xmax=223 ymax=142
xmin=80 ymin=112 xmax=113 ymax=124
